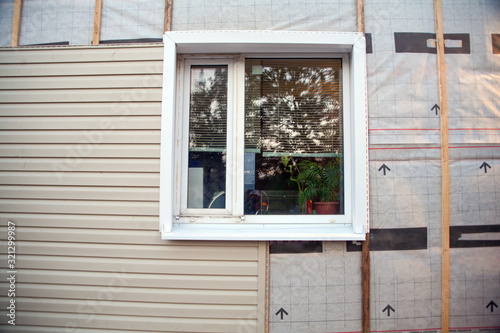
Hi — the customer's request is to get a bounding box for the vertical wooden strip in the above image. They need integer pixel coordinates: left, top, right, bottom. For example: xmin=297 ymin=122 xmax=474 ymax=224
xmin=93 ymin=0 xmax=103 ymax=45
xmin=11 ymin=0 xmax=23 ymax=47
xmin=362 ymin=234 xmax=370 ymax=333
xmin=257 ymin=242 xmax=269 ymax=333
xmin=357 ymin=0 xmax=365 ymax=35
xmin=164 ymin=0 xmax=173 ymax=32
xmin=434 ymin=1 xmax=450 ymax=332
xmin=357 ymin=1 xmax=370 ymax=333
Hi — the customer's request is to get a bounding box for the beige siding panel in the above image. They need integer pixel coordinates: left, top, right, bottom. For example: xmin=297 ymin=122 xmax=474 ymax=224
xmin=0 ymin=89 xmax=162 ymax=103
xmin=6 ymin=241 xmax=258 ymax=261
xmin=0 ymin=75 xmax=163 ymax=90
xmin=0 ymin=144 xmax=160 ymax=158
xmin=4 ymin=256 xmax=258 ymax=276
xmin=18 ymin=298 xmax=258 ymax=319
xmin=0 ymin=213 xmax=159 ymax=230
xmin=0 ymin=225 xmax=254 ymax=247
xmin=0 ymin=172 xmax=159 ymax=186
xmin=0 ymin=61 xmax=163 ymax=77
xmin=4 ymin=283 xmax=257 ymax=306
xmin=0 ymin=116 xmax=161 ymax=130
xmin=17 ymin=270 xmax=257 ymax=290
xmin=0 ymin=130 xmax=160 ymax=144
xmin=0 ymin=199 xmax=159 ymax=216
xmin=0 ymin=103 xmax=161 ymax=116
xmin=0 ymin=45 xmax=163 ymax=64
xmin=0 ymin=185 xmax=159 ymax=201
xmin=0 ymin=158 xmax=160 ymax=172
xmin=9 ymin=227 xmax=167 ymax=245
xmin=10 ymin=311 xmax=256 ymax=333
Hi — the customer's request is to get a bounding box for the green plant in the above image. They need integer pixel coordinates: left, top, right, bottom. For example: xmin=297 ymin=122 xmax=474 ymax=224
xmin=296 ymin=157 xmax=343 ymax=204
xmin=281 ymin=155 xmax=302 ymax=195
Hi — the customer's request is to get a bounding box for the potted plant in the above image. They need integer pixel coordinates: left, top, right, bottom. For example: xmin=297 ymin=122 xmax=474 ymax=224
xmin=281 ymin=156 xmax=343 ymax=214
xmin=296 ymin=157 xmax=343 ymax=214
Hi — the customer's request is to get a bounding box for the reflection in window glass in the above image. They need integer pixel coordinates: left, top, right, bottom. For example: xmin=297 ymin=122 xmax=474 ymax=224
xmin=188 ymin=65 xmax=228 ymax=208
xmin=244 ymin=59 xmax=343 ymax=215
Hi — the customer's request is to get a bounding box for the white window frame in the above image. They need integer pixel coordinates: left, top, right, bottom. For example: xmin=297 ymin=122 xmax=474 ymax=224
xmin=180 ymin=58 xmax=235 ymax=217
xmin=160 ymin=31 xmax=368 ymax=241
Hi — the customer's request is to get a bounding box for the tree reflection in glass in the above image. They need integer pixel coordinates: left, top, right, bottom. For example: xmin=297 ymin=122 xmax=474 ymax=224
xmin=244 ymin=59 xmax=344 ymax=215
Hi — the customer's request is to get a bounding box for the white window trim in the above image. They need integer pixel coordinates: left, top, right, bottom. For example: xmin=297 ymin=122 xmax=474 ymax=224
xmin=160 ymin=31 xmax=368 ymax=241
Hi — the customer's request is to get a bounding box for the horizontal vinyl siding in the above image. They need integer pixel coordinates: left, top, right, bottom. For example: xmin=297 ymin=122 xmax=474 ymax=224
xmin=0 ymin=158 xmax=161 ymax=172
xmin=0 ymin=185 xmax=160 ymax=201
xmin=0 ymin=172 xmax=160 ymax=187
xmin=0 ymin=102 xmax=162 ymax=116
xmin=0 ymin=144 xmax=160 ymax=158
xmin=0 ymin=116 xmax=161 ymax=129
xmin=0 ymin=74 xmax=163 ymax=89
xmin=0 ymin=130 xmax=160 ymax=143
xmin=0 ymin=61 xmax=163 ymax=76
xmin=0 ymin=45 xmax=265 ymax=333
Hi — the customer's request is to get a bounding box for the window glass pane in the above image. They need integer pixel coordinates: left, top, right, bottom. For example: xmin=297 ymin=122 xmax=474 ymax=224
xmin=188 ymin=65 xmax=228 ymax=208
xmin=244 ymin=59 xmax=343 ymax=215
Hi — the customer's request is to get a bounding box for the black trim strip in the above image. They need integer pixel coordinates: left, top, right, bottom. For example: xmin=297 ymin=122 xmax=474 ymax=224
xmin=270 ymin=241 xmax=323 ymax=254
xmin=394 ymin=32 xmax=470 ymax=54
xmin=22 ymin=41 xmax=70 ymax=46
xmin=99 ymin=38 xmax=163 ymax=44
xmin=365 ymin=33 xmax=373 ymax=54
xmin=450 ymin=225 xmax=500 ymax=248
xmin=347 ymin=227 xmax=428 ymax=252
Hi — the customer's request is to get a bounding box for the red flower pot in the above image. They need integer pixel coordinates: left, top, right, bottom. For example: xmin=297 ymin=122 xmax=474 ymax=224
xmin=314 ymin=202 xmax=339 ymax=215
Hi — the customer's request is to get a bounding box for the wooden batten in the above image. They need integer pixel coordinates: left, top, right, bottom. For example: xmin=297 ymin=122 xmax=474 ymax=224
xmin=361 ymin=234 xmax=370 ymax=333
xmin=356 ymin=1 xmax=370 ymax=333
xmin=93 ymin=0 xmax=103 ymax=45
xmin=164 ymin=0 xmax=173 ymax=32
xmin=357 ymin=0 xmax=365 ymax=35
xmin=11 ymin=0 xmax=23 ymax=47
xmin=434 ymin=0 xmax=451 ymax=332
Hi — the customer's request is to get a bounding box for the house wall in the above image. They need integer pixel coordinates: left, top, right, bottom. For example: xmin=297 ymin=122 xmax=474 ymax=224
xmin=0 ymin=0 xmax=499 ymax=333
xmin=0 ymin=45 xmax=266 ymax=332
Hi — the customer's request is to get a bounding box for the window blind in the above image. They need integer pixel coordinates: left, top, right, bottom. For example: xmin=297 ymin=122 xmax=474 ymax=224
xmin=189 ymin=65 xmax=228 ymax=152
xmin=245 ymin=58 xmax=343 ymax=156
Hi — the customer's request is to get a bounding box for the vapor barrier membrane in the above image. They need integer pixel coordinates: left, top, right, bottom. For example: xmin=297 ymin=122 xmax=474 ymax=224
xmin=172 ymin=0 xmax=357 ymax=32
xmin=18 ymin=0 xmax=95 ymax=46
xmin=364 ymin=3 xmax=441 ymax=331
xmin=3 ymin=0 xmax=165 ymax=46
xmin=268 ymin=0 xmax=499 ymax=332
xmin=100 ymin=0 xmax=165 ymax=42
xmin=0 ymin=0 xmax=14 ymax=47
xmin=0 ymin=0 xmax=498 ymax=332
xmin=443 ymin=0 xmax=500 ymax=329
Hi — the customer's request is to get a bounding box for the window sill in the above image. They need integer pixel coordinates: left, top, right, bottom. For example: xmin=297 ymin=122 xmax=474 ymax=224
xmin=161 ymin=223 xmax=366 ymax=241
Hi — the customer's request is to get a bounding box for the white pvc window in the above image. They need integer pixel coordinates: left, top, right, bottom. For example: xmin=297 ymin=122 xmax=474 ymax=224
xmin=181 ymin=59 xmax=234 ymax=215
xmin=160 ymin=31 xmax=368 ymax=240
